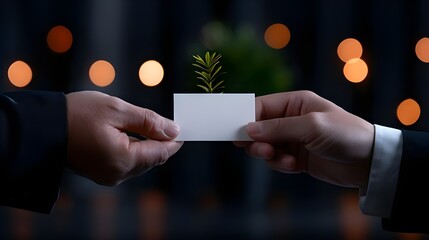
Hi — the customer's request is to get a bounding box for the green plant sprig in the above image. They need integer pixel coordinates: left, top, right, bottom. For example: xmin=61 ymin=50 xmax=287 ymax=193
xmin=192 ymin=51 xmax=225 ymax=93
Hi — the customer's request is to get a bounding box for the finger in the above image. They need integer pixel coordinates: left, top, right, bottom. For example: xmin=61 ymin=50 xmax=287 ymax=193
xmin=115 ymin=101 xmax=180 ymax=141
xmin=127 ymin=140 xmax=183 ymax=174
xmin=255 ymin=90 xmax=334 ymax=121
xmin=246 ymin=115 xmax=315 ymax=143
xmin=244 ymin=142 xmax=276 ymax=159
xmin=265 ymin=153 xmax=301 ymax=173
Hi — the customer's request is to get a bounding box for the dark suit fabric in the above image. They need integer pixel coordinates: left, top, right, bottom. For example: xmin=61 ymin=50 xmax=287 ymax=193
xmin=382 ymin=130 xmax=429 ymax=233
xmin=0 ymin=91 xmax=67 ymax=214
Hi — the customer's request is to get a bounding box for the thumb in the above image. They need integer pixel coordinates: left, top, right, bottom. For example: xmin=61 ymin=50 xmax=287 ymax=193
xmin=246 ymin=116 xmax=312 ymax=143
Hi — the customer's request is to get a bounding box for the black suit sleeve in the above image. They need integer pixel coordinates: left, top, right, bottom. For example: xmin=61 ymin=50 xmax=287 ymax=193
xmin=382 ymin=130 xmax=429 ymax=233
xmin=0 ymin=91 xmax=67 ymax=214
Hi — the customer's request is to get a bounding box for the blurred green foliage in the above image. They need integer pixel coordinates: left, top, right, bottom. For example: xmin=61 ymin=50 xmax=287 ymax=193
xmin=186 ymin=21 xmax=293 ymax=96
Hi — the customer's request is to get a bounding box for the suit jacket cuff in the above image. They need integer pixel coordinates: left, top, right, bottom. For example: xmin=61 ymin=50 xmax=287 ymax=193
xmin=382 ymin=130 xmax=429 ymax=233
xmin=0 ymin=91 xmax=67 ymax=213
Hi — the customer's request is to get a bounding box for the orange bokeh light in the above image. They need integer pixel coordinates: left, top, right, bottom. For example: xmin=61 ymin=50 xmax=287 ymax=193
xmin=8 ymin=60 xmax=32 ymax=87
xmin=337 ymin=38 xmax=363 ymax=63
xmin=398 ymin=233 xmax=425 ymax=240
xmin=415 ymin=37 xmax=429 ymax=63
xmin=89 ymin=60 xmax=115 ymax=87
xmin=139 ymin=60 xmax=164 ymax=87
xmin=397 ymin=98 xmax=421 ymax=126
xmin=47 ymin=25 xmax=73 ymax=53
xmin=343 ymin=58 xmax=368 ymax=83
xmin=264 ymin=23 xmax=291 ymax=49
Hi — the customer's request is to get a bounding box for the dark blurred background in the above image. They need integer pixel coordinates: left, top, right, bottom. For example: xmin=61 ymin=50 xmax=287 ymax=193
xmin=1 ymin=0 xmax=429 ymax=239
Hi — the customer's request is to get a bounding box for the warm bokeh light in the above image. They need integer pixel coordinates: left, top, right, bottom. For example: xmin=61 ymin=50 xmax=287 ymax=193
xmin=7 ymin=60 xmax=32 ymax=87
xmin=138 ymin=191 xmax=167 ymax=239
xmin=139 ymin=60 xmax=164 ymax=87
xmin=339 ymin=192 xmax=370 ymax=240
xmin=89 ymin=60 xmax=115 ymax=87
xmin=337 ymin=38 xmax=363 ymax=62
xmin=343 ymin=58 xmax=368 ymax=83
xmin=47 ymin=25 xmax=73 ymax=53
xmin=398 ymin=233 xmax=424 ymax=240
xmin=415 ymin=37 xmax=429 ymax=63
xmin=264 ymin=23 xmax=291 ymax=49
xmin=397 ymin=98 xmax=421 ymax=126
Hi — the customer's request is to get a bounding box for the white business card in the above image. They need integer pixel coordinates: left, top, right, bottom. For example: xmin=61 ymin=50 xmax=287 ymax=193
xmin=174 ymin=93 xmax=255 ymax=141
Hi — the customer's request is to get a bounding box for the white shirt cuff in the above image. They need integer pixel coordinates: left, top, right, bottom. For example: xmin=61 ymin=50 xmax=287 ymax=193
xmin=359 ymin=124 xmax=402 ymax=218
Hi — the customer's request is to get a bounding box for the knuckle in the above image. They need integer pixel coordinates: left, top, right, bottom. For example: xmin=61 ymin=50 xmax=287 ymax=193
xmin=144 ymin=109 xmax=158 ymax=122
xmin=299 ymin=90 xmax=317 ymax=99
xmin=107 ymin=96 xmax=125 ymax=112
xmin=305 ymin=112 xmax=327 ymax=134
xmin=270 ymin=118 xmax=283 ymax=133
xmin=143 ymin=109 xmax=162 ymax=132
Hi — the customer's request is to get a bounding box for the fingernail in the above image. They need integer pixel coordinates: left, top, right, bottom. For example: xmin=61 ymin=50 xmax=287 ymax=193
xmin=247 ymin=122 xmax=261 ymax=136
xmin=164 ymin=123 xmax=179 ymax=138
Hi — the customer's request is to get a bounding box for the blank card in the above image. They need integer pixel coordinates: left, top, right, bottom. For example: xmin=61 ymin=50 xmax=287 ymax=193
xmin=173 ymin=93 xmax=255 ymax=141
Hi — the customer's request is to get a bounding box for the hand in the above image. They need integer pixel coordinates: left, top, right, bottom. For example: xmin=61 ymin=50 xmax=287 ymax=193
xmin=66 ymin=91 xmax=183 ymax=186
xmin=235 ymin=91 xmax=374 ymax=190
